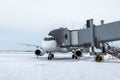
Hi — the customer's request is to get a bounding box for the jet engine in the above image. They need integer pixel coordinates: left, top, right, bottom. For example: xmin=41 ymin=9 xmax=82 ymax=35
xmin=35 ymin=49 xmax=44 ymax=56
xmin=75 ymin=50 xmax=82 ymax=57
xmin=72 ymin=50 xmax=82 ymax=59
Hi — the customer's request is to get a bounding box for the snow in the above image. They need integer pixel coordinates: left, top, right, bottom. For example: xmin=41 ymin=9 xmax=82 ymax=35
xmin=0 ymin=52 xmax=120 ymax=80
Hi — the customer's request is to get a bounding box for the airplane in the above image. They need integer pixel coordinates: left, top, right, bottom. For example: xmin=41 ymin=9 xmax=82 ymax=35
xmin=17 ymin=35 xmax=83 ymax=60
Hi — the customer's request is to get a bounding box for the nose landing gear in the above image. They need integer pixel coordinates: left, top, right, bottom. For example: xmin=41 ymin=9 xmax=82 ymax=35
xmin=48 ymin=52 xmax=54 ymax=60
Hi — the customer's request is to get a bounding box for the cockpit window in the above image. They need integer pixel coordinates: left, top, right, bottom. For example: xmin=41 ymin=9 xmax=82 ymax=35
xmin=44 ymin=37 xmax=55 ymax=41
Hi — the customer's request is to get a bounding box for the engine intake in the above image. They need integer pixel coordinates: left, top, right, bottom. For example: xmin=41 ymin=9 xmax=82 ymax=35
xmin=75 ymin=50 xmax=82 ymax=57
xmin=35 ymin=49 xmax=44 ymax=56
xmin=35 ymin=49 xmax=41 ymax=55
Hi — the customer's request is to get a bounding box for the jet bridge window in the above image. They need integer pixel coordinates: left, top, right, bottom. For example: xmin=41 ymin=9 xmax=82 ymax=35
xmin=65 ymin=34 xmax=68 ymax=39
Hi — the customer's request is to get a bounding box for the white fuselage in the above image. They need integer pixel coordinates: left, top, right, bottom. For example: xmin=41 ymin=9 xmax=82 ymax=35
xmin=41 ymin=36 xmax=69 ymax=53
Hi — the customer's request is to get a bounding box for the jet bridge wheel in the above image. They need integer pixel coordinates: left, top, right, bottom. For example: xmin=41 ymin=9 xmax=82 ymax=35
xmin=95 ymin=55 xmax=103 ymax=62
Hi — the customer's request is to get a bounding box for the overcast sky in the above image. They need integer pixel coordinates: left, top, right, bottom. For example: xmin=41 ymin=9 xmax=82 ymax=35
xmin=0 ymin=0 xmax=120 ymax=50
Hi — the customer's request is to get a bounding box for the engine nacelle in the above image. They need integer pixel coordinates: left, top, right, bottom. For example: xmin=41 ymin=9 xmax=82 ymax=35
xmin=75 ymin=50 xmax=82 ymax=57
xmin=35 ymin=49 xmax=44 ymax=56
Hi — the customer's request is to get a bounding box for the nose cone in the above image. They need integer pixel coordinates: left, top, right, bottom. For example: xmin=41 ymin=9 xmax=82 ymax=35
xmin=41 ymin=40 xmax=57 ymax=52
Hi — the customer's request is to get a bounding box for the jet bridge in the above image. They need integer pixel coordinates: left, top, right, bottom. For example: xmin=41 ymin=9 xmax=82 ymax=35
xmin=49 ymin=19 xmax=120 ymax=56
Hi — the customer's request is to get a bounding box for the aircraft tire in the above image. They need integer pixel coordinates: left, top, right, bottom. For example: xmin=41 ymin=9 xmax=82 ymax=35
xmin=48 ymin=57 xmax=51 ymax=60
xmin=75 ymin=56 xmax=77 ymax=59
xmin=51 ymin=54 xmax=54 ymax=59
xmin=48 ymin=57 xmax=50 ymax=60
xmin=50 ymin=57 xmax=52 ymax=60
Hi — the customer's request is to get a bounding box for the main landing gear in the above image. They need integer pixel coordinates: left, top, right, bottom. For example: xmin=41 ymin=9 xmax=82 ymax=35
xmin=72 ymin=55 xmax=77 ymax=59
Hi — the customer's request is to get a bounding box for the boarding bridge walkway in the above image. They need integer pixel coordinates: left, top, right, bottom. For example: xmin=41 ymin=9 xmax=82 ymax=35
xmin=49 ymin=19 xmax=120 ymax=58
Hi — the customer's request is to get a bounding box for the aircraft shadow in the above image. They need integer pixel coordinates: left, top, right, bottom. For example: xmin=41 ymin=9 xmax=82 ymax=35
xmin=36 ymin=56 xmax=120 ymax=63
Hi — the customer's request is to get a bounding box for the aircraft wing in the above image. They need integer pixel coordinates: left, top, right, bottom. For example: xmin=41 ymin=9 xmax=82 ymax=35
xmin=17 ymin=43 xmax=42 ymax=49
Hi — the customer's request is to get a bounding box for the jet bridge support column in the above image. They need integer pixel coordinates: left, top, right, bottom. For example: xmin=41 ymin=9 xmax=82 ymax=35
xmin=89 ymin=19 xmax=95 ymax=55
xmin=101 ymin=20 xmax=105 ymax=53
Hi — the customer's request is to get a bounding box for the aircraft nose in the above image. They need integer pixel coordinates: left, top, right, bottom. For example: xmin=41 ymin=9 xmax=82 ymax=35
xmin=41 ymin=41 xmax=57 ymax=51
